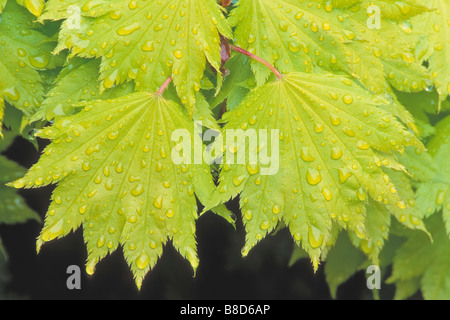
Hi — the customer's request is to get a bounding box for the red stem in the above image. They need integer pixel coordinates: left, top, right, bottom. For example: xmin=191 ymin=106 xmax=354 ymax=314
xmin=157 ymin=76 xmax=173 ymax=95
xmin=230 ymin=45 xmax=283 ymax=79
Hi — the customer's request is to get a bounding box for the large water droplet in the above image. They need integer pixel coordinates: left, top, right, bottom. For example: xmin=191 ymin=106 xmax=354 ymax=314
xmin=279 ymin=20 xmax=288 ymax=32
xmin=272 ymin=205 xmax=281 ymax=214
xmin=246 ymin=163 xmax=260 ymax=175
xmin=4 ymin=87 xmax=20 ymax=102
xmin=29 ymin=54 xmax=50 ymax=69
xmin=142 ymin=41 xmax=155 ymax=52
xmin=330 ymin=113 xmax=341 ymax=126
xmin=136 ymin=252 xmax=150 ymax=270
xmin=97 ymin=235 xmax=106 ymax=248
xmin=331 ymin=147 xmax=343 ymax=160
xmin=244 ymin=209 xmax=253 ymax=221
xmin=260 ymin=221 xmax=270 ymax=230
xmin=166 ymin=208 xmax=175 ymax=218
xmin=436 ymin=190 xmax=446 ymax=205
xmin=301 ymin=147 xmax=315 ymax=162
xmin=342 ymin=94 xmax=353 ymax=104
xmin=357 ymin=187 xmax=367 ymax=201
xmin=173 ymin=49 xmax=183 ymax=59
xmin=338 ymin=168 xmax=351 ymax=184
xmin=233 ymin=175 xmax=246 ymax=187
xmin=322 ymin=187 xmax=332 ymax=201
xmin=308 ymin=226 xmax=324 ymax=249
xmin=131 ymin=184 xmax=144 ymax=197
xmin=288 ymin=41 xmax=301 ymax=53
xmin=153 ymin=195 xmax=163 ymax=209
xmin=306 ymin=168 xmax=322 ymax=185
xmin=117 ymin=22 xmax=141 ymax=36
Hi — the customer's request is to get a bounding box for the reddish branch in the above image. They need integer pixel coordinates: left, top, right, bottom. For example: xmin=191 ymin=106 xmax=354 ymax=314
xmin=157 ymin=76 xmax=173 ymax=96
xmin=221 ymin=0 xmax=232 ymax=7
xmin=230 ymin=45 xmax=283 ymax=79
xmin=220 ymin=35 xmax=232 ymax=76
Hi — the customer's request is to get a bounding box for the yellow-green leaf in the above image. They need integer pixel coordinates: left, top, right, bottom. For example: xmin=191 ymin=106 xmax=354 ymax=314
xmin=388 ymin=213 xmax=450 ymax=300
xmin=42 ymin=0 xmax=232 ymax=113
xmin=12 ymin=92 xmax=215 ymax=288
xmin=413 ymin=0 xmax=450 ymax=101
xmin=211 ymin=72 xmax=422 ymax=268
xmin=0 ymin=2 xmax=55 ymax=118
xmin=31 ymin=58 xmax=135 ymax=122
xmin=228 ymin=0 xmax=429 ymax=93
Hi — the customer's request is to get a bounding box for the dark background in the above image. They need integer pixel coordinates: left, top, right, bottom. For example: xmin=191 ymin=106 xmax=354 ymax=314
xmin=0 ymin=136 xmax=392 ymax=300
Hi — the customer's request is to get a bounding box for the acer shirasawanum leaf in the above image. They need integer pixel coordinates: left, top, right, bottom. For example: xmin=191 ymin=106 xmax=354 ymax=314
xmin=41 ymin=0 xmax=232 ymax=114
xmin=399 ymin=116 xmax=450 ymax=237
xmin=228 ymin=0 xmax=431 ymax=93
xmin=388 ymin=213 xmax=450 ymax=300
xmin=0 ymin=134 xmax=40 ymax=259
xmin=210 ymin=72 xmax=424 ymax=268
xmin=207 ymin=53 xmax=255 ymax=112
xmin=11 ymin=92 xmax=218 ymax=288
xmin=0 ymin=1 xmax=58 ymax=129
xmin=324 ymin=232 xmax=366 ymax=298
xmin=31 ymin=58 xmax=135 ymax=122
xmin=0 ymin=156 xmax=39 ymax=225
xmin=414 ymin=0 xmax=450 ymax=102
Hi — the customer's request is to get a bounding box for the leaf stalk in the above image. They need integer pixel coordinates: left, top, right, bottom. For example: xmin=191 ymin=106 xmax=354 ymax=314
xmin=157 ymin=76 xmax=173 ymax=96
xmin=230 ymin=45 xmax=283 ymax=79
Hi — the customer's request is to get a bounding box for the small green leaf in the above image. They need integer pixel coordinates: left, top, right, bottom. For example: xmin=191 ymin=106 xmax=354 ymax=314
xmin=0 ymin=2 xmax=56 ymax=117
xmin=388 ymin=213 xmax=450 ymax=300
xmin=0 ymin=156 xmax=40 ymax=223
xmin=413 ymin=0 xmax=450 ymax=101
xmin=325 ymin=233 xmax=366 ymax=298
xmin=398 ymin=116 xmax=450 ymax=237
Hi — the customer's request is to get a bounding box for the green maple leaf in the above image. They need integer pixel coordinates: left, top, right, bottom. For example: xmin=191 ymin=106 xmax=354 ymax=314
xmin=388 ymin=213 xmax=450 ymax=300
xmin=208 ymin=53 xmax=255 ymax=111
xmin=413 ymin=0 xmax=450 ymax=101
xmin=0 ymin=135 xmax=40 ymax=259
xmin=0 ymin=156 xmax=39 ymax=224
xmin=210 ymin=72 xmax=423 ymax=268
xmin=229 ymin=0 xmax=431 ymax=93
xmin=324 ymin=226 xmax=407 ymax=299
xmin=400 ymin=116 xmax=450 ymax=237
xmin=324 ymin=232 xmax=366 ymax=298
xmin=41 ymin=0 xmax=232 ymax=114
xmin=11 ymin=92 xmax=217 ymax=288
xmin=0 ymin=1 xmax=58 ymax=128
xmin=31 ymin=58 xmax=135 ymax=122
xmin=394 ymin=90 xmax=450 ymax=140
